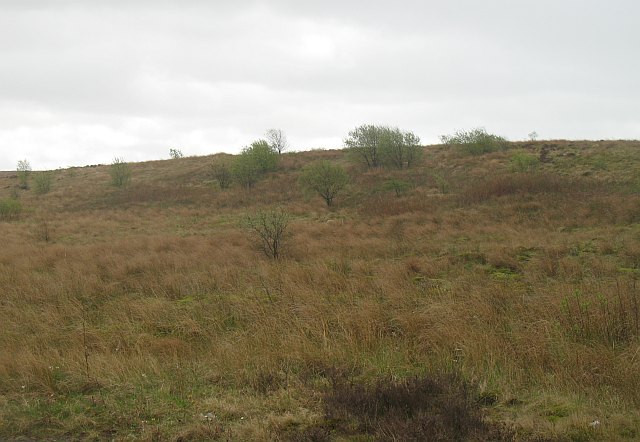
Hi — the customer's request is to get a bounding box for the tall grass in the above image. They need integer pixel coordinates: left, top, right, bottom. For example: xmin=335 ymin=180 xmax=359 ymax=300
xmin=1 ymin=141 xmax=640 ymax=440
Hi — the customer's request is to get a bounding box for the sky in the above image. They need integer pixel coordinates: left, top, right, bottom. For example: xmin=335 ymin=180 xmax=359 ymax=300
xmin=1 ymin=0 xmax=639 ymax=171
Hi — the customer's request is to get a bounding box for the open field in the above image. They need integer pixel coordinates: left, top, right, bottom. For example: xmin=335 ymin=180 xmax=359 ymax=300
xmin=2 ymin=140 xmax=640 ymax=440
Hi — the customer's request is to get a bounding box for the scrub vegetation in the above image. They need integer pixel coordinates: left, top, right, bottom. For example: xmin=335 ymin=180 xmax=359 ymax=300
xmin=1 ymin=138 xmax=640 ymax=440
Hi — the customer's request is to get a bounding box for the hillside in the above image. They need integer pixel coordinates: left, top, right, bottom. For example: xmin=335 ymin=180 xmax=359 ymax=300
xmin=2 ymin=140 xmax=640 ymax=440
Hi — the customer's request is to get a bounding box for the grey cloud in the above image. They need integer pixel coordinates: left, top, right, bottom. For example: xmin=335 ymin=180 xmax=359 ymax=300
xmin=1 ymin=1 xmax=638 ymax=170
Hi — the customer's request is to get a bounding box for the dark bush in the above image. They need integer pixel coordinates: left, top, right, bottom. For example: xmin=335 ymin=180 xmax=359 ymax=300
xmin=287 ymin=373 xmax=512 ymax=441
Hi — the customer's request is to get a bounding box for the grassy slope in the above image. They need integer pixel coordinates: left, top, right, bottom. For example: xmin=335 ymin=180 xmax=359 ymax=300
xmin=1 ymin=141 xmax=640 ymax=440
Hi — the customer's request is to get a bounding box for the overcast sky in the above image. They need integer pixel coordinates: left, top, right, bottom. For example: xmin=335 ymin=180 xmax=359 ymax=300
xmin=1 ymin=0 xmax=638 ymax=170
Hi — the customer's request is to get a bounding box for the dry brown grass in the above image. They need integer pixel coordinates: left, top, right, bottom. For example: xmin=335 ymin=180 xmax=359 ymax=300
xmin=1 ymin=141 xmax=640 ymax=440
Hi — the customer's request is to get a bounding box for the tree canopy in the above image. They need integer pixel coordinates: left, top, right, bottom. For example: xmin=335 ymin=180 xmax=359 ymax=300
xmin=344 ymin=124 xmax=422 ymax=169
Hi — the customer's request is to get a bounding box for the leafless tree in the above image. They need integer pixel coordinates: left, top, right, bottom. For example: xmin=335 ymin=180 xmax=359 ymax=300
xmin=242 ymin=207 xmax=291 ymax=259
xmin=265 ymin=128 xmax=289 ymax=154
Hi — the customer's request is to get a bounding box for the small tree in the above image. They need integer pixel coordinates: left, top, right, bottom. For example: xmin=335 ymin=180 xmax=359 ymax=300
xmin=17 ymin=159 xmax=31 ymax=189
xmin=344 ymin=124 xmax=382 ymax=168
xmin=379 ymin=127 xmax=422 ymax=169
xmin=169 ymin=148 xmax=184 ymax=159
xmin=243 ymin=208 xmax=291 ymax=259
xmin=345 ymin=125 xmax=421 ymax=169
xmin=402 ymin=131 xmax=423 ymax=168
xmin=211 ymin=162 xmax=232 ymax=189
xmin=265 ymin=129 xmax=289 ymax=154
xmin=110 ymin=157 xmax=132 ymax=187
xmin=34 ymin=171 xmax=53 ymax=194
xmin=299 ymin=161 xmax=349 ymax=207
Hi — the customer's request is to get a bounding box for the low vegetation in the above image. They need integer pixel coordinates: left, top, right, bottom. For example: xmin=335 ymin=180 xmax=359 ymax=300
xmin=33 ymin=171 xmax=53 ymax=194
xmin=110 ymin=157 xmax=132 ymax=187
xmin=510 ymin=151 xmax=540 ymax=173
xmin=0 ymin=198 xmax=21 ymax=220
xmin=1 ymin=139 xmax=640 ymax=440
xmin=382 ymin=178 xmax=410 ymax=197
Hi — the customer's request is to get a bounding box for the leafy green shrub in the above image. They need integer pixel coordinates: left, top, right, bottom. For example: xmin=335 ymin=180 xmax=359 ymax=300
xmin=242 ymin=207 xmax=291 ymax=259
xmin=232 ymin=140 xmax=279 ymax=188
xmin=510 ymin=152 xmax=539 ymax=173
xmin=379 ymin=128 xmax=422 ymax=169
xmin=344 ymin=124 xmax=382 ymax=168
xmin=344 ymin=124 xmax=422 ymax=169
xmin=247 ymin=139 xmax=278 ymax=173
xmin=0 ymin=198 xmax=22 ymax=220
xmin=34 ymin=171 xmax=53 ymax=194
xmin=440 ymin=127 xmax=509 ymax=155
xmin=299 ymin=161 xmax=349 ymax=206
xmin=110 ymin=157 xmax=132 ymax=188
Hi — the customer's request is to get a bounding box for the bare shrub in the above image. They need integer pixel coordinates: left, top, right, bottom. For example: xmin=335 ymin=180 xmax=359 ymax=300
xmin=265 ymin=128 xmax=289 ymax=154
xmin=242 ymin=207 xmax=291 ymax=259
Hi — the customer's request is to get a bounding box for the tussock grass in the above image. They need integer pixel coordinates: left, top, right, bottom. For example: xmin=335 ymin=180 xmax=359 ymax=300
xmin=1 ymin=141 xmax=640 ymax=440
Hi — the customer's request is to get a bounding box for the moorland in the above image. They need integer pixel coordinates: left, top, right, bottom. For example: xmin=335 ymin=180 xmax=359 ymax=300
xmin=1 ymin=138 xmax=640 ymax=440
